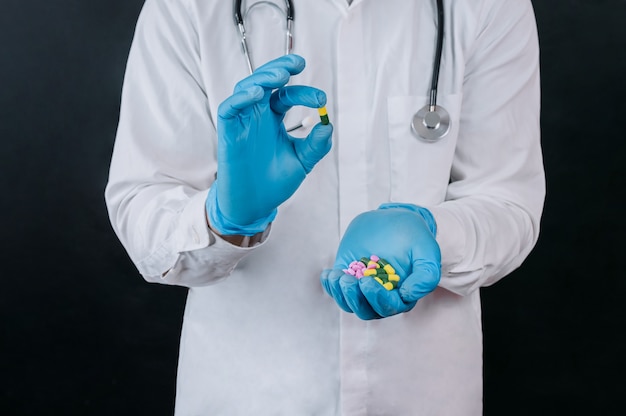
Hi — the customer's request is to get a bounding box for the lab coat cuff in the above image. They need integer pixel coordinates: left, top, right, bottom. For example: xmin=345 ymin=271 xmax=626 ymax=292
xmin=136 ymin=191 xmax=213 ymax=279
xmin=157 ymin=191 xmax=271 ymax=287
xmin=426 ymin=206 xmax=466 ymax=274
xmin=177 ymin=189 xmax=272 ymax=252
xmin=176 ymin=190 xmax=214 ymax=253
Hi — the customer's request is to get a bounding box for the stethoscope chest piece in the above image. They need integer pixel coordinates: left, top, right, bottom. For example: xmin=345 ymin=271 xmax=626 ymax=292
xmin=411 ymin=104 xmax=451 ymax=142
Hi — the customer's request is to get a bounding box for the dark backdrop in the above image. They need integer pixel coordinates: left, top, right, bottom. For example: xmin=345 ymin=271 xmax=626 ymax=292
xmin=1 ymin=1 xmax=624 ymax=415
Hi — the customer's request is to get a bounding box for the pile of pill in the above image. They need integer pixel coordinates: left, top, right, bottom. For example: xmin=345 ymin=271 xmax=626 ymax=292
xmin=343 ymin=255 xmax=400 ymax=291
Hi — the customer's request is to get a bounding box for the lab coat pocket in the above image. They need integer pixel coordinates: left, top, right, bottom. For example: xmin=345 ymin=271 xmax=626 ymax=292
xmin=387 ymin=94 xmax=462 ymax=205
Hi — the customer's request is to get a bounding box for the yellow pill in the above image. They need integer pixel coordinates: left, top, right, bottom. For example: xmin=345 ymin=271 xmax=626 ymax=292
xmin=383 ymin=282 xmax=394 ymax=291
xmin=367 ymin=261 xmax=380 ymax=269
xmin=375 ymin=277 xmax=384 ymax=285
xmin=363 ymin=269 xmax=376 ymax=276
xmin=383 ymin=265 xmax=395 ymax=274
xmin=388 ymin=274 xmax=400 ymax=282
xmin=318 ymin=106 xmax=329 ymax=125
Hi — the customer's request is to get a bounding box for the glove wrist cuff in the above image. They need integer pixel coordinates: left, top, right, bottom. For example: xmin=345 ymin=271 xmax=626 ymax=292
xmin=377 ymin=202 xmax=437 ymax=236
xmin=206 ymin=184 xmax=277 ymax=237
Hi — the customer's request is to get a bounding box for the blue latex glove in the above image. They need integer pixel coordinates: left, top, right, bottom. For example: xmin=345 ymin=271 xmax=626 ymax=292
xmin=320 ymin=203 xmax=441 ymax=320
xmin=207 ymin=55 xmax=333 ymax=236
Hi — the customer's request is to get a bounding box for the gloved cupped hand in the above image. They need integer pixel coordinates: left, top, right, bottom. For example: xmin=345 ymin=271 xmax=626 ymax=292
xmin=208 ymin=55 xmax=333 ymax=236
xmin=320 ymin=204 xmax=441 ymax=320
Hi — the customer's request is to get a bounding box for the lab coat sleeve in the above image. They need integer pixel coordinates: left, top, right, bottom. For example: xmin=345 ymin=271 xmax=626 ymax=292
xmin=428 ymin=0 xmax=545 ymax=296
xmin=105 ymin=0 xmax=262 ymax=287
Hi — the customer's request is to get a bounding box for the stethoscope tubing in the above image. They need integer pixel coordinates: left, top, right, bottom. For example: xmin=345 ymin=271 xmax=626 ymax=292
xmin=430 ymin=0 xmax=444 ymax=110
xmin=233 ymin=0 xmax=449 ymax=141
xmin=234 ymin=0 xmax=294 ymax=73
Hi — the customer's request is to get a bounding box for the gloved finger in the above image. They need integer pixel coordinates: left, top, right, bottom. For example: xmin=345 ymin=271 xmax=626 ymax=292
xmin=217 ymin=86 xmax=264 ymax=120
xmin=398 ymin=261 xmax=441 ymax=303
xmin=360 ymin=277 xmax=415 ymax=318
xmin=320 ymin=269 xmax=354 ymax=314
xmin=254 ymin=54 xmax=306 ymax=75
xmin=340 ymin=276 xmax=381 ymax=320
xmin=234 ymin=55 xmax=305 ymax=92
xmin=234 ymin=68 xmax=293 ymax=93
xmin=269 ymin=86 xmax=326 ymax=115
xmin=293 ymin=123 xmax=333 ymax=173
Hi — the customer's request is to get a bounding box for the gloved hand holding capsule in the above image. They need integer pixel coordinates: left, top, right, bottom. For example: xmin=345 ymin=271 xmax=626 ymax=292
xmin=207 ymin=54 xmax=333 ymax=237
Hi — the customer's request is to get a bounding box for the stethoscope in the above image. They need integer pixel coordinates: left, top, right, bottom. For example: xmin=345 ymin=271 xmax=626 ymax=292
xmin=234 ymin=0 xmax=294 ymax=74
xmin=233 ymin=0 xmax=450 ymax=142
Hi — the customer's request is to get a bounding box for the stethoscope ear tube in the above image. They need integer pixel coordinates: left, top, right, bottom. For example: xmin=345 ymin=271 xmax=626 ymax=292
xmin=234 ymin=0 xmax=295 ymax=74
xmin=234 ymin=0 xmax=253 ymax=73
xmin=233 ymin=0 xmax=244 ymax=24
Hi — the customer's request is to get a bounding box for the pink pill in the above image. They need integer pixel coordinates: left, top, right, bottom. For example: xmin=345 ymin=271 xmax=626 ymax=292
xmin=345 ymin=268 xmax=356 ymax=276
xmin=356 ymin=269 xmax=364 ymax=278
xmin=370 ymin=255 xmax=380 ymax=262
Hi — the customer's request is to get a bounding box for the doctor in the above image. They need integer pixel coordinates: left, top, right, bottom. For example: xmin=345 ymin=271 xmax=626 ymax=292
xmin=105 ymin=0 xmax=545 ymax=414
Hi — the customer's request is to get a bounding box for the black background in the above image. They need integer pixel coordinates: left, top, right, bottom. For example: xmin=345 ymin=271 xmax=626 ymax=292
xmin=1 ymin=1 xmax=624 ymax=415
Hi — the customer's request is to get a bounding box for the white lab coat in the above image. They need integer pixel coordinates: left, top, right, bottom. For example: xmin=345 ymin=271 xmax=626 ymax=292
xmin=105 ymin=0 xmax=545 ymax=414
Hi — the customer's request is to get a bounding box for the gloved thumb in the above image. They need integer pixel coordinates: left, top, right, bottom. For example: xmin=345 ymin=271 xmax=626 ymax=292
xmin=398 ymin=261 xmax=441 ymax=303
xmin=293 ymin=123 xmax=333 ymax=173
